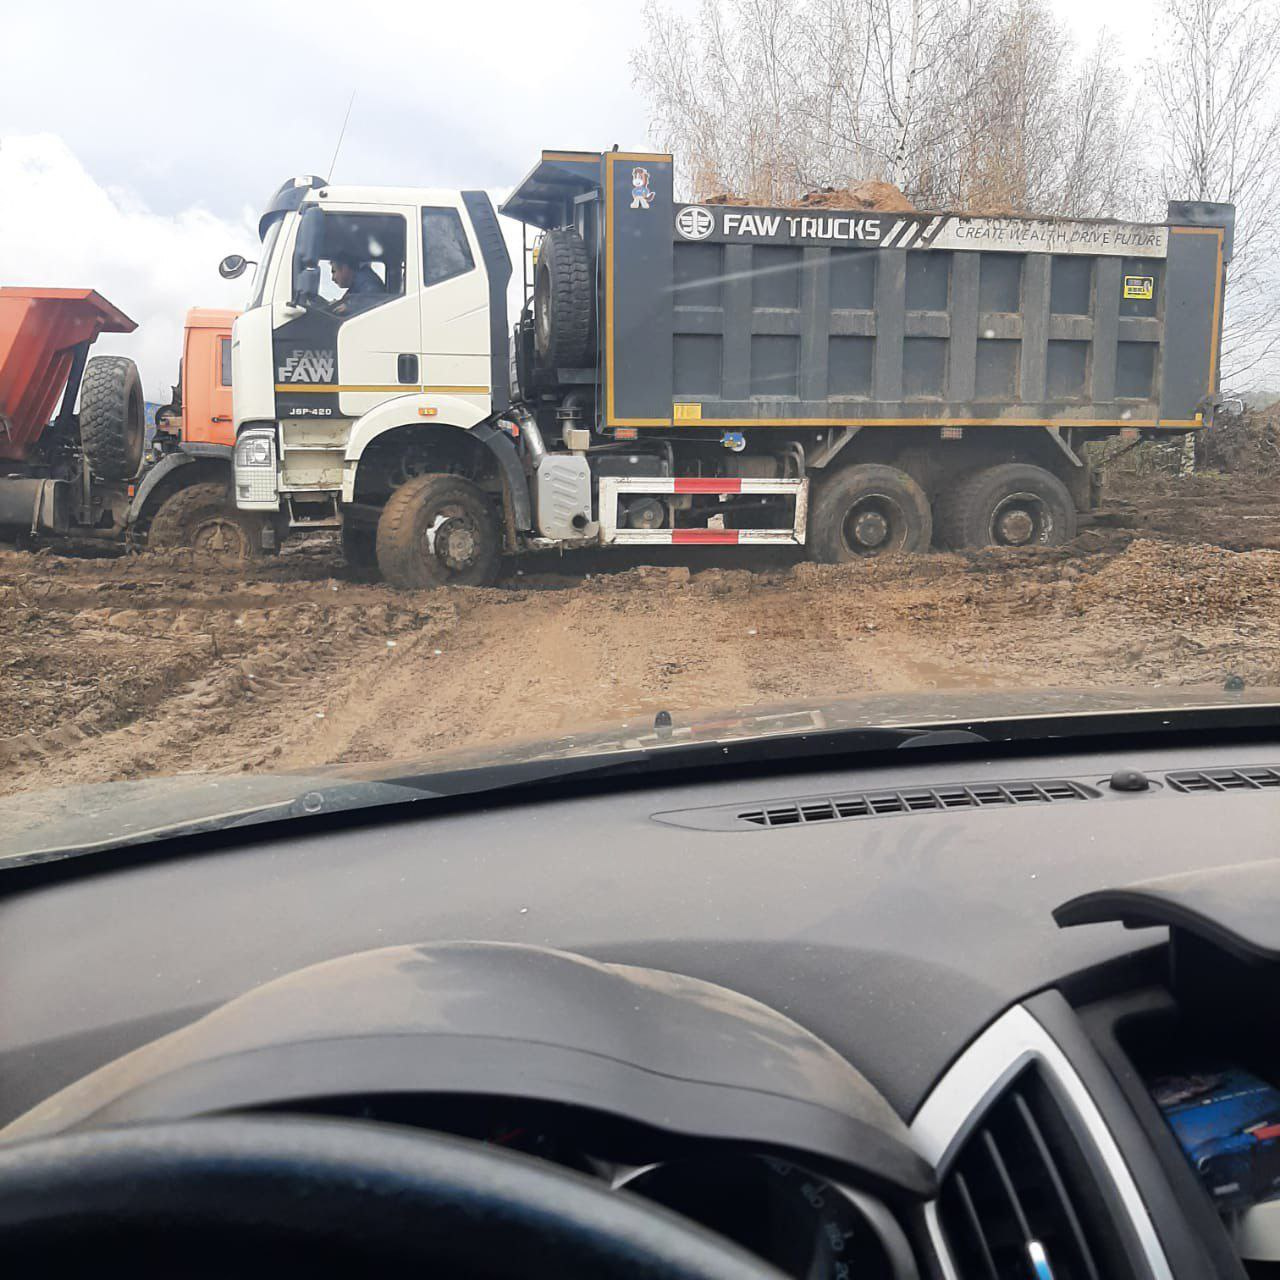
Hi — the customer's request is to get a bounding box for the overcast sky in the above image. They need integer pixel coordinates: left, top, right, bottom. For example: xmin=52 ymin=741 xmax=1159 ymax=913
xmin=1 ymin=0 xmax=1158 ymax=394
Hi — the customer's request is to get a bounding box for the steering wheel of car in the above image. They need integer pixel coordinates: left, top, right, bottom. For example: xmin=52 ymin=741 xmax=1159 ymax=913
xmin=0 ymin=1115 xmax=788 ymax=1278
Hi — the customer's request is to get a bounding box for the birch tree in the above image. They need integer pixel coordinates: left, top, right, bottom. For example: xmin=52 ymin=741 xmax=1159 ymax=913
xmin=1150 ymin=0 xmax=1280 ymax=382
xmin=633 ymin=0 xmax=1143 ymax=217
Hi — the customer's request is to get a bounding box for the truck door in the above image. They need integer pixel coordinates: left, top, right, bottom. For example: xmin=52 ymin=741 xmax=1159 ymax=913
xmin=179 ymin=314 xmax=236 ymax=447
xmin=273 ymin=204 xmax=420 ymax=422
xmin=211 ymin=331 xmax=234 ymax=445
xmin=418 ymin=204 xmax=491 ymax=408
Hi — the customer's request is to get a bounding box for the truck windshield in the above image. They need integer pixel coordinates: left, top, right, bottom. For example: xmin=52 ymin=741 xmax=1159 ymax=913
xmin=247 ymin=219 xmax=283 ymax=310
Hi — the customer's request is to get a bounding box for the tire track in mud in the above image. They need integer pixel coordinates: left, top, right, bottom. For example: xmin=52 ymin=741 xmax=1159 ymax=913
xmin=4 ymin=522 xmax=1280 ymax=797
xmin=0 ymin=557 xmax=466 ymax=793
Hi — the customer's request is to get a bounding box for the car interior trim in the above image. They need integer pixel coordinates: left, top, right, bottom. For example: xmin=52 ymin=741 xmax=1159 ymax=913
xmin=909 ymin=1002 xmax=1174 ymax=1280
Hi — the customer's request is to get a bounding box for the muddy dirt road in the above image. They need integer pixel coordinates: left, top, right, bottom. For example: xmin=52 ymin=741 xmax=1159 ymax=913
xmin=3 ymin=473 xmax=1279 ymax=797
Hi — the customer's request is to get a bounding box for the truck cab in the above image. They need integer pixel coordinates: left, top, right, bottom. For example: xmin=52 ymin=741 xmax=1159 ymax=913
xmin=231 ymin=177 xmax=512 ymax=567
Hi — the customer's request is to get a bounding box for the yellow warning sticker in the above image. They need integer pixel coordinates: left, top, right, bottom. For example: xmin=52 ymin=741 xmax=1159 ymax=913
xmin=673 ymin=402 xmax=703 ymax=421
xmin=1124 ymin=275 xmax=1154 ymax=300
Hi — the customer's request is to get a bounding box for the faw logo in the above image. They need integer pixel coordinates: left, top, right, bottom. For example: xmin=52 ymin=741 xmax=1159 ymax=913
xmin=675 ymin=206 xmax=716 ymax=241
xmin=278 ymin=349 xmax=336 ymax=383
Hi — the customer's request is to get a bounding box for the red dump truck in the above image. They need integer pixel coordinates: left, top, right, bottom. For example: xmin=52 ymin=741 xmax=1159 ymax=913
xmin=0 ymin=289 xmax=272 ymax=556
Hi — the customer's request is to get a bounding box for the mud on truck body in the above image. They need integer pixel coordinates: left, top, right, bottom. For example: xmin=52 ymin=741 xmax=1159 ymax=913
xmin=231 ymin=158 xmax=1233 ymax=587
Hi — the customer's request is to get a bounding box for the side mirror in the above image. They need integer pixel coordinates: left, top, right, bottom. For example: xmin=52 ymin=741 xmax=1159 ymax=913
xmin=292 ymin=206 xmax=326 ymax=304
xmin=218 ymin=254 xmax=249 ymax=280
xmin=294 ymin=265 xmax=321 ymax=303
xmin=297 ymin=206 xmax=325 ymax=265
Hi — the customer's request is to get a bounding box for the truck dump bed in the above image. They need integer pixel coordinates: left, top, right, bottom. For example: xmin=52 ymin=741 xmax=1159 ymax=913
xmin=0 ymin=288 xmax=136 ymax=463
xmin=502 ymin=153 xmax=1231 ymax=436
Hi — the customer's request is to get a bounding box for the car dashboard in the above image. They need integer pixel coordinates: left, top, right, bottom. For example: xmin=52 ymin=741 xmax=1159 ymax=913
xmin=268 ymin=1093 xmax=915 ymax=1276
xmin=2 ymin=732 xmax=1279 ymax=1278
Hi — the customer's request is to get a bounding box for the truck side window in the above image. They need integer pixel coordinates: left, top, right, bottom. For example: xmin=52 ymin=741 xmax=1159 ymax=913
xmin=308 ymin=212 xmax=407 ymax=316
xmin=219 ymin=337 xmax=232 ymax=386
xmin=422 ymin=208 xmax=475 ymax=287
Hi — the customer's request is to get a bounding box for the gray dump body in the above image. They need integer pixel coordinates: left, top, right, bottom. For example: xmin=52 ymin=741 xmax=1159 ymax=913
xmin=502 ymin=152 xmax=1232 ymax=439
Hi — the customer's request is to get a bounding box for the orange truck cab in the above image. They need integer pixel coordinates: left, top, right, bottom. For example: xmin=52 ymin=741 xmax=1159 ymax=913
xmin=166 ymin=308 xmax=236 ymax=448
xmin=128 ymin=308 xmax=278 ymax=557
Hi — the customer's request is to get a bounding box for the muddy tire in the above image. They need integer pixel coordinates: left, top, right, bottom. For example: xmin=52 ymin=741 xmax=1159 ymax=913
xmin=935 ymin=463 xmax=1076 ymax=549
xmin=340 ymin=521 xmax=379 ymax=570
xmin=375 ymin=473 xmax=501 ymax=588
xmin=808 ymin=464 xmax=932 ymax=562
xmin=80 ymin=356 xmax=145 ymax=480
xmin=148 ymin=482 xmax=264 ymax=561
xmin=533 ymin=227 xmax=593 ymax=369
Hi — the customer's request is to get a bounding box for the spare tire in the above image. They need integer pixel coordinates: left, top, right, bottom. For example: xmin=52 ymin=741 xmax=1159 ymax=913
xmin=533 ymin=228 xmax=593 ymax=369
xmin=80 ymin=355 xmax=145 ymax=480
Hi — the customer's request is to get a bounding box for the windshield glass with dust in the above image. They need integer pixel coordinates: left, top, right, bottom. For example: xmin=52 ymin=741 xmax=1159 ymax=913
xmin=0 ymin=0 xmax=1277 ymax=853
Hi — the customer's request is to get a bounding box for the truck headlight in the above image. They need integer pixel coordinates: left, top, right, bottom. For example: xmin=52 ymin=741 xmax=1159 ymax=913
xmin=234 ymin=429 xmax=278 ymax=510
xmin=236 ymin=435 xmax=274 ymax=467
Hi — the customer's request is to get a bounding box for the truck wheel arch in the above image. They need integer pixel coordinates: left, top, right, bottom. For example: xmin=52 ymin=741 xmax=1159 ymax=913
xmin=125 ymin=453 xmax=231 ymax=534
xmin=346 ymin=412 xmax=531 ymax=533
xmin=343 ymin=394 xmax=495 ymax=466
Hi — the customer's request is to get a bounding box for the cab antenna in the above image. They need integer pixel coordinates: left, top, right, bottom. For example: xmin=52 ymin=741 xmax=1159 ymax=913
xmin=327 ymin=91 xmax=357 ymax=184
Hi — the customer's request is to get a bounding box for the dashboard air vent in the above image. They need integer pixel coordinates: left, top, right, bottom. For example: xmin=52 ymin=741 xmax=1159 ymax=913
xmin=738 ymin=780 xmax=1096 ymax=829
xmin=1165 ymin=765 xmax=1280 ymax=794
xmin=938 ymin=1066 xmax=1130 ymax=1280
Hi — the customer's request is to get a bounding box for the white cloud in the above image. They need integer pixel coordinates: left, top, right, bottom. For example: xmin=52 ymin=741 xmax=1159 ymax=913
xmin=0 ymin=134 xmax=259 ymax=400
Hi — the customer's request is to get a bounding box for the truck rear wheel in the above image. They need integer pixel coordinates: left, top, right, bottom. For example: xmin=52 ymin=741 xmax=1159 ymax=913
xmin=375 ymin=474 xmax=501 ymax=589
xmin=533 ymin=228 xmax=593 ymax=369
xmin=148 ymin=482 xmax=264 ymax=561
xmin=935 ymin=463 xmax=1077 ymax=549
xmin=808 ymin=464 xmax=932 ymax=562
xmin=80 ymin=355 xmax=145 ymax=480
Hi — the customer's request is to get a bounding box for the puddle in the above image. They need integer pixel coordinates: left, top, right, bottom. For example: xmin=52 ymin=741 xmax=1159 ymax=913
xmin=893 ymin=658 xmax=1005 ymax=691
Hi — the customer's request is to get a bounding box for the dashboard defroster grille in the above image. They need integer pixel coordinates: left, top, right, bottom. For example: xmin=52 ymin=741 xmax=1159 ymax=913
xmin=1165 ymin=765 xmax=1280 ymax=793
xmin=738 ymin=779 xmax=1096 ymax=829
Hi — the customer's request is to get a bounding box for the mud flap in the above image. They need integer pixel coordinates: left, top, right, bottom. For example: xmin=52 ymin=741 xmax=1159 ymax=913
xmin=470 ymin=422 xmax=532 ymax=533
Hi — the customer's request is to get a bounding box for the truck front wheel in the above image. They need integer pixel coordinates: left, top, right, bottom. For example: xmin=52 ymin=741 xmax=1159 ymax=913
xmin=375 ymin=474 xmax=501 ymax=589
xmin=147 ymin=482 xmax=265 ymax=561
xmin=935 ymin=463 xmax=1077 ymax=549
xmin=808 ymin=464 xmax=932 ymax=562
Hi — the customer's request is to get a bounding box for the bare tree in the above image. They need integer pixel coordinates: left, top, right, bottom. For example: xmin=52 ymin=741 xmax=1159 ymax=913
xmin=1053 ymin=37 xmax=1152 ymax=220
xmin=634 ymin=0 xmax=1146 ymax=217
xmin=1150 ymin=0 xmax=1280 ymax=384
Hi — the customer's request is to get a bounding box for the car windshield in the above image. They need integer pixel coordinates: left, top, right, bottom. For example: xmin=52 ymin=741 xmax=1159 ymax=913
xmin=1 ymin=0 xmax=1278 ymax=858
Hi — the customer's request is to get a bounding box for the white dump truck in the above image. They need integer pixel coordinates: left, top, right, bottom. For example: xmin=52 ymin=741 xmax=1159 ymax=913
xmin=227 ymin=155 xmax=1232 ymax=587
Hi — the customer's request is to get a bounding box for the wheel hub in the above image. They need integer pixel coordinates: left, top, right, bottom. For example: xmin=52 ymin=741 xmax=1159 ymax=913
xmin=192 ymin=518 xmax=247 ymax=559
xmin=426 ymin=514 xmax=479 ymax=572
xmin=990 ymin=492 xmax=1050 ymax=547
xmin=851 ymin=509 xmax=890 ymax=548
xmin=995 ymin=508 xmax=1036 ymax=545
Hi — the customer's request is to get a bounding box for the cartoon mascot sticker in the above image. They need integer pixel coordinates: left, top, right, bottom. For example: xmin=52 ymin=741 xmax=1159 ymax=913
xmin=630 ymin=166 xmax=654 ymax=210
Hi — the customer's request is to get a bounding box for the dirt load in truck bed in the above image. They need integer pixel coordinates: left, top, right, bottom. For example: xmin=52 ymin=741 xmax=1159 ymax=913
xmin=1 ymin=472 xmax=1278 ymax=797
xmin=703 ymin=181 xmax=916 ymax=211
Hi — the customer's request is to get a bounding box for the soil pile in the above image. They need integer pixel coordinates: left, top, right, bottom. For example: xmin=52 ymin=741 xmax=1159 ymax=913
xmin=702 ymin=181 xmax=915 ymax=211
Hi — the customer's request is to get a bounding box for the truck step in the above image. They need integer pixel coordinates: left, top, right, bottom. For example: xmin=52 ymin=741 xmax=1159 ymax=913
xmin=598 ymin=476 xmax=808 ymax=546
